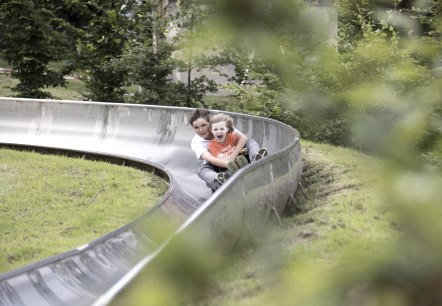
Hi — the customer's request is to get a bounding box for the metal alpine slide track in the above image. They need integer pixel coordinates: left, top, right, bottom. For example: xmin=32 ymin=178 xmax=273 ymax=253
xmin=0 ymin=97 xmax=302 ymax=306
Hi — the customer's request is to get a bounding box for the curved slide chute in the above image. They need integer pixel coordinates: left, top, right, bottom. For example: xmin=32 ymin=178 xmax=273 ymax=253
xmin=0 ymin=97 xmax=302 ymax=305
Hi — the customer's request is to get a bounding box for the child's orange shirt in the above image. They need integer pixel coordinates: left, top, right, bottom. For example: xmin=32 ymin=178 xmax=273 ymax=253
xmin=208 ymin=132 xmax=238 ymax=160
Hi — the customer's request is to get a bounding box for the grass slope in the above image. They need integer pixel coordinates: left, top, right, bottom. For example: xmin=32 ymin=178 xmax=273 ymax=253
xmin=194 ymin=140 xmax=398 ymax=305
xmin=0 ymin=148 xmax=169 ymax=274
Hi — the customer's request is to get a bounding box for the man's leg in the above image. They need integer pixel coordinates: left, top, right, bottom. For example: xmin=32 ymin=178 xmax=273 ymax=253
xmin=246 ymin=139 xmax=267 ymax=162
xmin=197 ymin=162 xmax=222 ymax=191
xmin=246 ymin=139 xmax=260 ymax=161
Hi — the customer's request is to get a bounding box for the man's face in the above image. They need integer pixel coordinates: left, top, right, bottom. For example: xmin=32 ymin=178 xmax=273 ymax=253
xmin=211 ymin=121 xmax=228 ymax=143
xmin=192 ymin=118 xmax=212 ymax=140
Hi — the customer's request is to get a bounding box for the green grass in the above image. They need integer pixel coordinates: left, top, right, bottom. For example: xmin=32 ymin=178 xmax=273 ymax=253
xmin=0 ymin=74 xmax=89 ymax=100
xmin=48 ymin=78 xmax=89 ymax=100
xmin=0 ymin=60 xmax=88 ymax=100
xmin=0 ymin=148 xmax=169 ymax=274
xmin=0 ymin=61 xmax=136 ymax=101
xmin=190 ymin=140 xmax=398 ymax=305
xmin=0 ymin=74 xmax=17 ymax=97
xmin=0 ymin=58 xmax=9 ymax=68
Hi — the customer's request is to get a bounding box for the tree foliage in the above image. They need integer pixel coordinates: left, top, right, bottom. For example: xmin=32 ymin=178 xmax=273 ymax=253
xmin=73 ymin=0 xmax=139 ymax=102
xmin=118 ymin=1 xmax=186 ymax=106
xmin=1 ymin=0 xmax=439 ymax=156
xmin=204 ymin=0 xmax=440 ymax=159
xmin=0 ymin=0 xmax=75 ymax=98
xmin=169 ymin=1 xmax=219 ymax=107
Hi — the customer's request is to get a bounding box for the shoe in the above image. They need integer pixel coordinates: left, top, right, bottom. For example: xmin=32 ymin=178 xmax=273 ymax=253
xmin=253 ymin=148 xmax=268 ymax=161
xmin=226 ymin=160 xmax=240 ymax=174
xmin=216 ymin=172 xmax=231 ymax=184
xmin=235 ymin=155 xmax=249 ymax=168
xmin=240 ymin=148 xmax=248 ymax=156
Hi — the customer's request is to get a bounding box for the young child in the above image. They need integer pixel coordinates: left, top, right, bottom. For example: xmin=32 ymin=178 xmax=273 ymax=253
xmin=209 ymin=112 xmax=268 ymax=177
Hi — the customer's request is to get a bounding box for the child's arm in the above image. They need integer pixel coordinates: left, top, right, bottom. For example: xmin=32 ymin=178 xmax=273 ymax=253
xmin=229 ymin=130 xmax=248 ymax=158
xmin=201 ymin=131 xmax=248 ymax=168
xmin=200 ymin=151 xmax=229 ymax=168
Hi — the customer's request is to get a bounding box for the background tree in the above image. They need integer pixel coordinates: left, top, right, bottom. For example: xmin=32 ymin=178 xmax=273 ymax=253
xmin=73 ymin=0 xmax=137 ymax=103
xmin=204 ymin=0 xmax=440 ymax=153
xmin=171 ymin=1 xmax=218 ymax=107
xmin=119 ymin=1 xmax=184 ymax=105
xmin=0 ymin=0 xmax=76 ymax=98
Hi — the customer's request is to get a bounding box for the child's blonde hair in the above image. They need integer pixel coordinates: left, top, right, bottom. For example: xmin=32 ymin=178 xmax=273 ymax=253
xmin=210 ymin=113 xmax=234 ymax=133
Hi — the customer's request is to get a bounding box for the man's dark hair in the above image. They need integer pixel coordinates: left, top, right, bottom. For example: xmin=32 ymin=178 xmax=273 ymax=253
xmin=189 ymin=108 xmax=211 ymax=127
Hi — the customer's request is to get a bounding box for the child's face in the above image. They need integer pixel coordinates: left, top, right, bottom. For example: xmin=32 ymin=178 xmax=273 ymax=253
xmin=211 ymin=121 xmax=228 ymax=143
xmin=192 ymin=118 xmax=212 ymax=140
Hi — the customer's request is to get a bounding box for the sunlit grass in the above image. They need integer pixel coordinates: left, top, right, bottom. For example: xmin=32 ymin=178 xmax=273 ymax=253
xmin=0 ymin=74 xmax=89 ymax=100
xmin=0 ymin=59 xmax=8 ymax=68
xmin=199 ymin=139 xmax=441 ymax=306
xmin=0 ymin=74 xmax=16 ymax=97
xmin=0 ymin=148 xmax=169 ymax=274
xmin=0 ymin=59 xmax=89 ymax=100
xmin=49 ymin=78 xmax=89 ymax=100
xmin=191 ymin=140 xmax=398 ymax=305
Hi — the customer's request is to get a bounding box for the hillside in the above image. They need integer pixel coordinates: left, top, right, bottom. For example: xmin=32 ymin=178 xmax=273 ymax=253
xmin=196 ymin=139 xmax=398 ymax=305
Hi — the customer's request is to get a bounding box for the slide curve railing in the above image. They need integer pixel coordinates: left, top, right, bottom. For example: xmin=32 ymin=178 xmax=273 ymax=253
xmin=0 ymin=97 xmax=302 ymax=306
